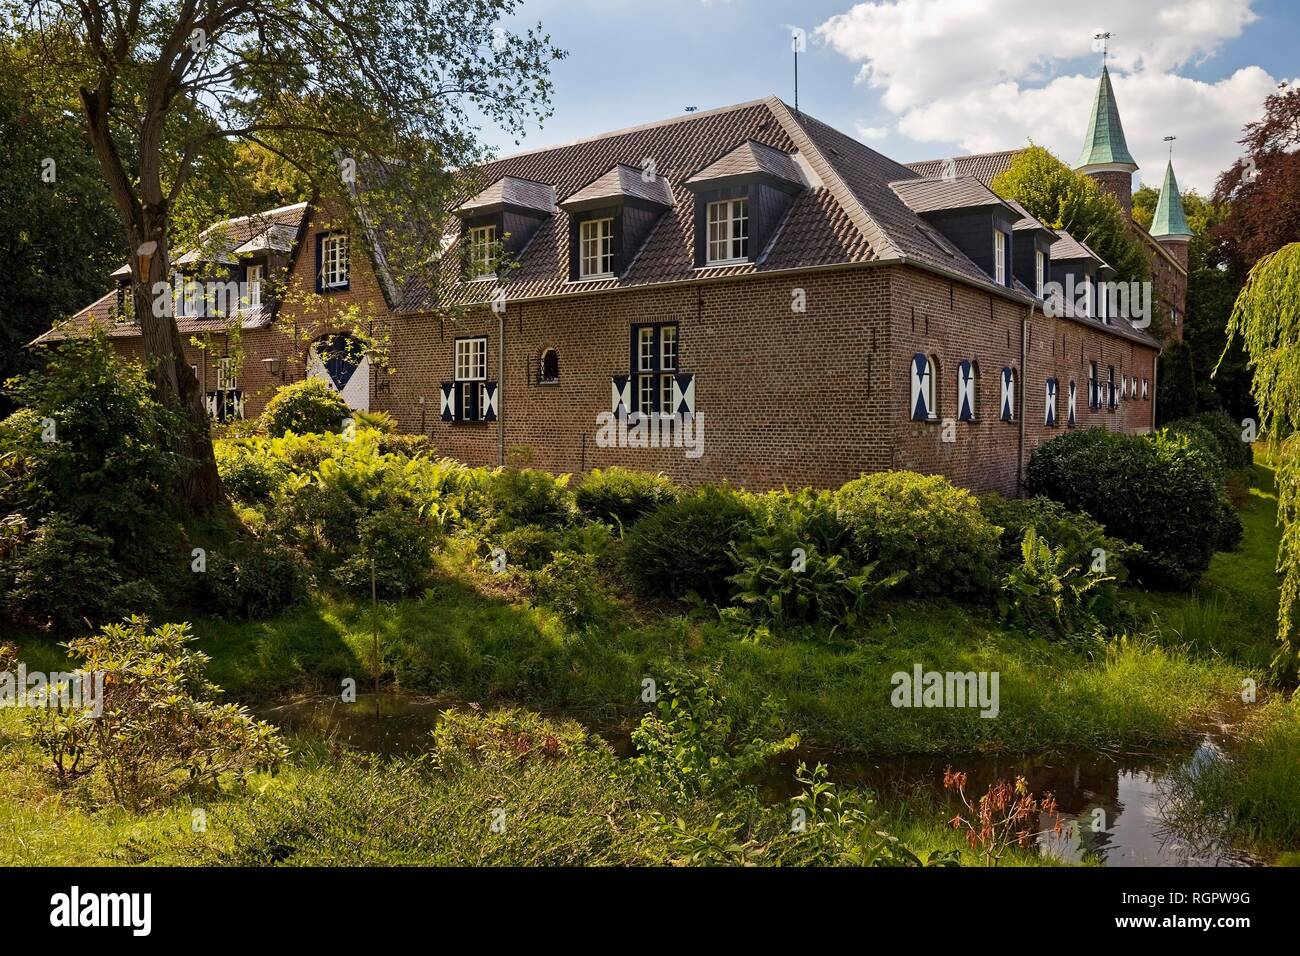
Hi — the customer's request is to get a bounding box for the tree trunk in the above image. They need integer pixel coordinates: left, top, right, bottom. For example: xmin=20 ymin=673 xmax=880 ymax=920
xmin=130 ymin=218 xmax=223 ymax=513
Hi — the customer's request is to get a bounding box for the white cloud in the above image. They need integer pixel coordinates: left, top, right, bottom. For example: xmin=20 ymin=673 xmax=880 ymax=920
xmin=855 ymin=124 xmax=892 ymax=140
xmin=816 ymin=0 xmax=1271 ymax=191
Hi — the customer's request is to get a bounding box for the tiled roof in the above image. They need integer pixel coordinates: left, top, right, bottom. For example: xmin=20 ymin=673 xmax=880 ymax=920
xmin=906 ymin=150 xmax=1021 ymax=185
xmin=560 ymin=164 xmax=673 ymax=209
xmin=888 ymin=176 xmax=1015 ymax=215
xmin=1005 ymin=198 xmax=1057 ymax=236
xmin=1050 ymin=230 xmax=1104 ymax=263
xmin=685 ymin=139 xmax=806 ymax=187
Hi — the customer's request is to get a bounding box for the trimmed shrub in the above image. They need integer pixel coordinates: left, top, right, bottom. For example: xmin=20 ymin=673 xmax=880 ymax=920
xmin=1164 ymin=420 xmax=1227 ymax=484
xmin=1026 ymin=429 xmax=1224 ymax=589
xmin=835 ymin=472 xmax=1000 ymax=598
xmin=1187 ymin=410 xmax=1254 ymax=472
xmin=497 ymin=524 xmax=562 ymax=572
xmin=624 ymin=486 xmax=755 ymax=603
xmin=978 ymin=493 xmax=1133 ymax=582
xmin=574 ymin=468 xmax=679 ymax=527
xmin=260 ymin=378 xmax=350 ymax=437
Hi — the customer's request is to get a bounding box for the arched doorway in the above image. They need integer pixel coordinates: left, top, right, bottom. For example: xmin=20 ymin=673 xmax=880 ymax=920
xmin=307 ymin=333 xmax=370 ymax=412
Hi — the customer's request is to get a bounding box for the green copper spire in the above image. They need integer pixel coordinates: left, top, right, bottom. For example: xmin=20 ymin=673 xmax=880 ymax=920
xmin=1075 ymin=67 xmax=1138 ymax=171
xmin=1150 ymin=160 xmax=1193 ymax=238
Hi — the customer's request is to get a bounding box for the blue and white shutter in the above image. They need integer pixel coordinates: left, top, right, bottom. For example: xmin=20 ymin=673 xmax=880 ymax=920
xmin=440 ymin=382 xmax=456 ymax=422
xmin=1045 ymin=378 xmax=1057 ymax=427
xmin=611 ymin=375 xmax=631 ymax=417
xmin=957 ymin=361 xmax=975 ymax=421
xmin=1000 ymin=367 xmax=1015 ymax=422
xmin=482 ymin=382 xmax=498 ymax=422
xmin=672 ymin=374 xmax=695 ymax=415
xmin=1068 ymin=381 xmax=1077 ymax=426
xmin=910 ymin=353 xmax=930 ymax=421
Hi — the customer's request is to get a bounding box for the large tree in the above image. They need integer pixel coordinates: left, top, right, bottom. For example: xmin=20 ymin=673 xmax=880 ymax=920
xmin=1212 ymin=83 xmax=1300 ymax=274
xmin=4 ymin=0 xmax=562 ymax=510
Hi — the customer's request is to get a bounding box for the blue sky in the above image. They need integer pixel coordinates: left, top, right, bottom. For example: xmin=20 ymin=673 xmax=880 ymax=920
xmin=485 ymin=0 xmax=1299 ymax=193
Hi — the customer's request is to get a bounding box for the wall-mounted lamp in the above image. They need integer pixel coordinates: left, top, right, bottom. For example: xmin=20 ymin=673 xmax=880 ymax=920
xmin=262 ymin=357 xmax=285 ymax=381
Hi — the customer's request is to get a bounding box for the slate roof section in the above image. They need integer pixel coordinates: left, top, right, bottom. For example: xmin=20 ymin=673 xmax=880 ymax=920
xmin=1050 ymin=231 xmax=1105 ymax=263
xmin=685 ymin=139 xmax=806 ymax=188
xmin=559 ymin=164 xmax=673 ymax=209
xmin=906 ymin=150 xmax=1021 ymax=185
xmin=1005 ymin=198 xmax=1057 ymax=237
xmin=889 ymin=176 xmax=1016 ymax=215
xmin=457 ymin=175 xmax=557 ymax=216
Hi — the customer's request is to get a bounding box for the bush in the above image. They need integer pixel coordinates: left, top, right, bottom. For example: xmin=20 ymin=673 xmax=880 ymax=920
xmin=574 ymin=467 xmax=679 ymax=526
xmin=979 ymin=493 xmax=1133 ymax=581
xmin=260 ymin=378 xmax=350 ymax=437
xmin=528 ymin=551 xmax=603 ymax=628
xmin=206 ymin=540 xmax=308 ymax=617
xmin=0 ymin=334 xmax=178 ymax=547
xmin=998 ymin=527 xmax=1115 ymax=641
xmin=1026 ymin=429 xmax=1225 ymax=589
xmin=215 ymin=440 xmax=290 ymax=503
xmin=0 ymin=514 xmax=120 ymax=630
xmin=482 ymin=468 xmax=575 ymax=531
xmin=624 ymin=486 xmax=755 ymax=603
xmin=1164 ymin=420 xmax=1228 ymax=485
xmin=334 ymin=508 xmax=437 ymax=598
xmin=728 ymin=490 xmax=904 ymax=628
xmin=497 ymin=524 xmax=562 ymax=572
xmin=26 ymin=619 xmax=287 ymax=809
xmin=1187 ymin=410 xmax=1254 ymax=472
xmin=835 ymin=472 xmax=1000 ymax=598
xmin=1216 ymin=495 xmax=1245 ymax=552
xmin=376 ymin=432 xmax=435 ymax=458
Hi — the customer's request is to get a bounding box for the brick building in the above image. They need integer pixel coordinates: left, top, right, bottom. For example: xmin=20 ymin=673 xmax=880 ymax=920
xmin=39 ymin=77 xmax=1191 ymax=495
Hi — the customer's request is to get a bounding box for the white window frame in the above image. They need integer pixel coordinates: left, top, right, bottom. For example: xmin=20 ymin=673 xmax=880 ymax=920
xmin=579 ymin=217 xmax=615 ymax=279
xmin=660 ymin=325 xmax=678 ymax=372
xmin=321 ymin=233 xmax=349 ymax=289
xmin=455 ymin=337 xmax=487 ymax=383
xmin=994 ymin=231 xmax=1006 ymax=285
xmin=467 ymin=225 xmax=498 ymax=279
xmin=1035 ymin=250 xmax=1045 ymax=298
xmin=637 ymin=327 xmax=655 ymax=373
xmin=706 ymin=198 xmax=749 ymax=265
xmin=217 ymin=356 xmax=238 ymax=391
xmin=923 ymin=356 xmax=938 ymax=421
xmin=245 ymin=263 xmax=263 ymax=309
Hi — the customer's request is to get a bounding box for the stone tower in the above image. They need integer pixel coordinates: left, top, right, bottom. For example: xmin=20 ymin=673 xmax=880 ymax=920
xmin=1149 ymin=158 xmax=1193 ymax=272
xmin=1075 ymin=66 xmax=1138 ymax=219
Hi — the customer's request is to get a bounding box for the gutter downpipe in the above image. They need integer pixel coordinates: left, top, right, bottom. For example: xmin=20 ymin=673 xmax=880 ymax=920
xmin=1019 ymin=299 xmax=1034 ymax=496
xmin=498 ymin=306 xmax=506 ymax=467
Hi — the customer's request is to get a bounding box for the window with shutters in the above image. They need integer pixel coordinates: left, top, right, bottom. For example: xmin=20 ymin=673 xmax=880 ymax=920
xmin=1045 ymin=378 xmax=1058 ymax=427
xmin=442 ymin=338 xmax=495 ymax=424
xmin=1107 ymin=365 xmax=1117 ymax=410
xmin=579 ymin=218 xmax=615 ymax=278
xmin=1000 ymin=367 xmax=1016 ymax=422
xmin=1088 ymin=361 xmax=1100 ymax=409
xmin=706 ymin=198 xmax=749 ymax=264
xmin=320 ymin=233 xmax=349 ymax=289
xmin=957 ymin=360 xmax=979 ymax=422
xmin=217 ymin=356 xmax=238 ymax=391
xmin=631 ymin=323 xmax=679 ymax=415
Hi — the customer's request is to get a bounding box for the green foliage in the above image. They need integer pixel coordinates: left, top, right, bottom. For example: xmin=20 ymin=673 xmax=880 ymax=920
xmin=0 ymin=514 xmax=120 ymax=630
xmin=836 ymin=471 xmax=1000 ymax=598
xmin=991 ymin=145 xmax=1150 ymax=284
xmin=528 ymin=551 xmax=603 ymax=628
xmin=482 ymin=468 xmax=576 ymax=532
xmin=628 ymin=667 xmax=799 ymax=801
xmin=1186 ymin=410 xmax=1254 ymax=472
xmin=574 ymin=467 xmax=679 ymax=527
xmin=624 ymin=486 xmax=755 ymax=603
xmin=495 ymin=524 xmax=561 ymax=572
xmin=979 ymin=492 xmax=1133 ymax=582
xmin=27 ymin=619 xmax=286 ymax=809
xmin=259 ymin=379 xmax=350 ymax=437
xmin=0 ymin=334 xmax=179 ymax=546
xmin=1027 ymin=429 xmax=1226 ymax=589
xmin=334 ymin=508 xmax=437 ymax=598
xmin=205 ymin=540 xmax=307 ymax=618
xmin=727 ymin=491 xmax=905 ymax=630
xmin=999 ymin=527 xmax=1115 ymax=641
xmin=215 ymin=440 xmax=291 ymax=503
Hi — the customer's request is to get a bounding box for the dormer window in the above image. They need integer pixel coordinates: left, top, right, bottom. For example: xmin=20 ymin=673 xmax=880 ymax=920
xmin=1035 ymin=250 xmax=1045 ymax=297
xmin=245 ymin=264 xmax=263 ymax=309
xmin=707 ymin=198 xmax=749 ymax=264
xmin=579 ymin=218 xmax=615 ymax=278
xmin=468 ymin=225 xmax=498 ymax=279
xmin=994 ymin=230 xmax=1006 ymax=285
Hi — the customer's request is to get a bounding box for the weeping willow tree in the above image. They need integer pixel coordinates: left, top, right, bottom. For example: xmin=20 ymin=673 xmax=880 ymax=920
xmin=1221 ymin=243 xmax=1300 ymax=676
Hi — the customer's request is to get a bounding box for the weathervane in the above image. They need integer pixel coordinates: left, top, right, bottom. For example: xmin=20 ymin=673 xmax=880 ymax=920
xmin=1164 ymin=135 xmax=1177 ymax=159
xmin=1093 ymin=31 xmax=1111 ymax=68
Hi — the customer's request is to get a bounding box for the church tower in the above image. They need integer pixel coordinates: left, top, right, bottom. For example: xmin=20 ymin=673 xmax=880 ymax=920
xmin=1075 ymin=65 xmax=1138 ymax=219
xmin=1149 ymin=156 xmax=1193 ymax=273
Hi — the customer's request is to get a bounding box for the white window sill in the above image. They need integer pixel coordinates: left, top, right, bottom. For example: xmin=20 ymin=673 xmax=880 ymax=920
xmin=700 ymin=258 xmax=750 ymax=268
xmin=576 ymin=272 xmax=616 ymax=281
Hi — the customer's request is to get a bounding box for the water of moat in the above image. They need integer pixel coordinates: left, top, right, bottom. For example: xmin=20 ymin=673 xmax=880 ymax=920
xmin=255 ymin=692 xmax=1258 ymax=868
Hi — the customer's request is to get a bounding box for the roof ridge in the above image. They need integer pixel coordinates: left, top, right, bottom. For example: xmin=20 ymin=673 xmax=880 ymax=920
xmin=764 ymin=96 xmax=902 ymax=260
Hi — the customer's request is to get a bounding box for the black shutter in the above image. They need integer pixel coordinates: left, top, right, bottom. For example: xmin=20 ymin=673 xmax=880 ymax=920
xmin=482 ymin=382 xmax=498 ymax=422
xmin=314 ymin=232 xmax=324 ymax=293
xmin=440 ymin=382 xmax=455 ymax=422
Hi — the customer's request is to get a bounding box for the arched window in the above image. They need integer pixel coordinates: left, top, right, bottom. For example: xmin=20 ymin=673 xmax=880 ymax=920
xmin=910 ymin=353 xmax=938 ymax=421
xmin=957 ymin=360 xmax=979 ymax=422
xmin=1000 ymin=367 xmax=1016 ymax=422
xmin=539 ymin=348 xmax=559 ymax=384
